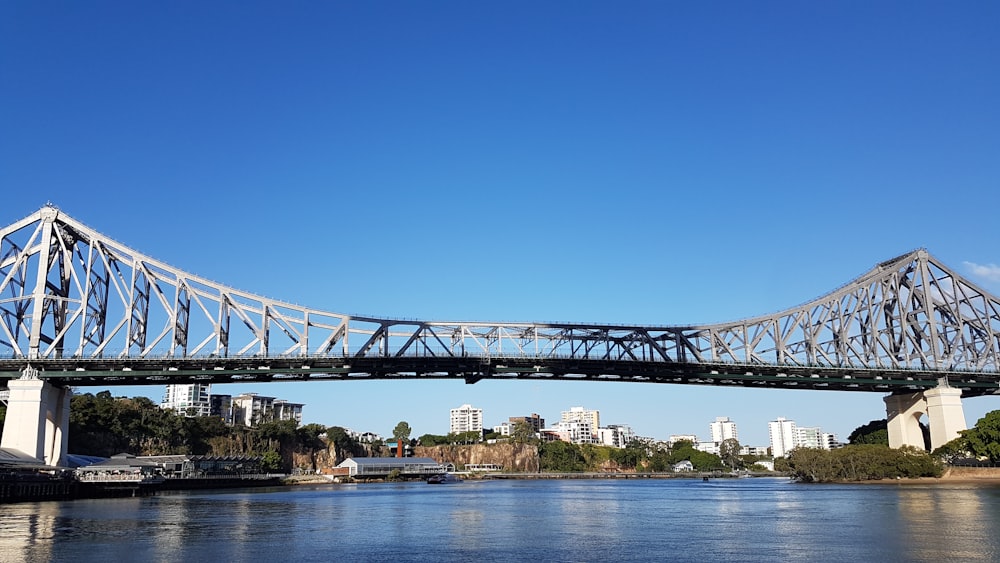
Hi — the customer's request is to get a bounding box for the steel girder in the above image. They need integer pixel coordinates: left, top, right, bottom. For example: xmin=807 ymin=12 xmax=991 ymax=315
xmin=2 ymin=207 xmax=1000 ymax=378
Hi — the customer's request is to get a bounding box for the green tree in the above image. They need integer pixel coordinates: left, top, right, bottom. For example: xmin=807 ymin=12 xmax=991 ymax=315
xmin=719 ymin=438 xmax=741 ymax=470
xmin=328 ymin=426 xmax=361 ymax=454
xmin=510 ymin=421 xmax=538 ymax=444
xmin=392 ymin=421 xmax=412 ymax=444
xmin=848 ymin=419 xmax=889 ymax=445
xmin=539 ymin=441 xmax=587 ymax=472
xmin=260 ymin=450 xmax=283 ymax=472
xmin=417 ymin=433 xmax=449 ymax=446
xmin=962 ymin=410 xmax=1000 ymax=462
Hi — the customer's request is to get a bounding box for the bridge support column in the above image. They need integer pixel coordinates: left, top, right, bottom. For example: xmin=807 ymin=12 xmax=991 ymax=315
xmin=924 ymin=386 xmax=966 ymax=451
xmin=0 ymin=378 xmax=71 ymax=467
xmin=884 ymin=385 xmax=967 ymax=452
xmin=884 ymin=393 xmax=927 ymax=450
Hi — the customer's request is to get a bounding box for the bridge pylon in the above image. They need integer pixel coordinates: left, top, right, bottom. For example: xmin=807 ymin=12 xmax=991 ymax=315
xmin=0 ymin=367 xmax=71 ymax=467
xmin=884 ymin=381 xmax=966 ymax=451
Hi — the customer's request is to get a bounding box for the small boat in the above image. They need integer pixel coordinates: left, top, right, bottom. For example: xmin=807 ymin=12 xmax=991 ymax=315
xmin=427 ymin=473 xmax=463 ymax=484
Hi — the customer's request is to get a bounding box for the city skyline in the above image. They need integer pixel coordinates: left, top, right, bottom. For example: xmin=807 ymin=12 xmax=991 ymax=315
xmin=3 ymin=3 xmax=998 ymax=447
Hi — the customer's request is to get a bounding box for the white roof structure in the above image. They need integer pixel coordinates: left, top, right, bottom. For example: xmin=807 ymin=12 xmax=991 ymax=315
xmin=336 ymin=457 xmax=445 ymax=477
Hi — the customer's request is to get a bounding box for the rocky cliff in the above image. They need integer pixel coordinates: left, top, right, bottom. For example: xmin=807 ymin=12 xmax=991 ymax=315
xmin=414 ymin=443 xmax=540 ymax=472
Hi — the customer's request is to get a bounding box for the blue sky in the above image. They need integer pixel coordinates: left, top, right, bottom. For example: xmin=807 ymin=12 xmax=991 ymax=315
xmin=2 ymin=2 xmax=998 ymax=446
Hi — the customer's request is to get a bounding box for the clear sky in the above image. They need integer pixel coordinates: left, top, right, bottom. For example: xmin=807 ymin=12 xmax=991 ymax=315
xmin=2 ymin=2 xmax=998 ymax=446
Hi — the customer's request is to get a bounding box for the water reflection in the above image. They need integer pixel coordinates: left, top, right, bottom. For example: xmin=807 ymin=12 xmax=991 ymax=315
xmin=5 ymin=480 xmax=1000 ymax=562
xmin=896 ymin=485 xmax=999 ymax=562
xmin=0 ymin=502 xmax=57 ymax=562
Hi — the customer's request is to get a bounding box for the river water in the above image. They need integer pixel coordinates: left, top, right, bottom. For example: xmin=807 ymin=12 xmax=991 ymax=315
xmin=2 ymin=477 xmax=999 ymax=562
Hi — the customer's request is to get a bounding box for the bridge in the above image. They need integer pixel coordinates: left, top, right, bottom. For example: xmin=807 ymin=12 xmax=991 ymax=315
xmin=2 ymin=205 xmax=998 ymax=466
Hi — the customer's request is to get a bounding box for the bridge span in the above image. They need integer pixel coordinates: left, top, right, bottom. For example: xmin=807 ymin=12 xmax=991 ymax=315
xmin=2 ymin=206 xmax=998 ymax=465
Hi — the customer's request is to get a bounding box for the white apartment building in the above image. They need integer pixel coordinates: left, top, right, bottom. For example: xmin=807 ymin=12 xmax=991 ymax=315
xmin=769 ymin=418 xmax=839 ymax=457
xmin=231 ymin=393 xmax=304 ymax=427
xmin=796 ymin=426 xmax=823 ymax=449
xmin=561 ymin=406 xmax=600 ymax=442
xmin=161 ymin=384 xmax=211 ymax=417
xmin=710 ymin=416 xmax=739 ymax=443
xmin=597 ymin=424 xmax=636 ymax=448
xmin=696 ymin=441 xmax=720 ymax=455
xmin=768 ymin=417 xmax=797 ymax=458
xmin=668 ymin=434 xmax=699 ymax=446
xmin=450 ymin=404 xmax=483 ymax=434
xmin=550 ymin=420 xmax=596 ymax=444
xmin=493 ymin=422 xmax=511 ymax=436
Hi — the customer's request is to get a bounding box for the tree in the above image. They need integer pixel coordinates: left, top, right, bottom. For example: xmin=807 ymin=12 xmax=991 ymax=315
xmin=393 ymin=421 xmax=412 ymax=443
xmin=719 ymin=438 xmax=741 ymax=470
xmin=962 ymin=410 xmax=1000 ymax=462
xmin=539 ymin=441 xmax=587 ymax=472
xmin=260 ymin=450 xmax=283 ymax=472
xmin=392 ymin=421 xmax=412 ymax=455
xmin=510 ymin=421 xmax=538 ymax=444
xmin=848 ymin=419 xmax=889 ymax=445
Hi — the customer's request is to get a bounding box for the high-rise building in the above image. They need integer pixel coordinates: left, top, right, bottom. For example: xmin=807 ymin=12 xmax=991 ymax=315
xmin=768 ymin=417 xmax=797 ymax=458
xmin=161 ymin=384 xmax=211 ymax=417
xmin=561 ymin=407 xmax=599 ymax=430
xmin=450 ymin=404 xmax=483 ymax=434
xmin=710 ymin=416 xmax=739 ymax=443
xmin=795 ymin=426 xmax=823 ymax=449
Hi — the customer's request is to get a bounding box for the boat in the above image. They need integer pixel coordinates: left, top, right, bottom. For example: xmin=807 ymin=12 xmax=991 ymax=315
xmin=427 ymin=473 xmax=463 ymax=484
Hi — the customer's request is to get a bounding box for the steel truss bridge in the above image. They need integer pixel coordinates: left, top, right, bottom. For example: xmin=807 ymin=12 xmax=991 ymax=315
xmin=2 ymin=205 xmax=1000 ymax=397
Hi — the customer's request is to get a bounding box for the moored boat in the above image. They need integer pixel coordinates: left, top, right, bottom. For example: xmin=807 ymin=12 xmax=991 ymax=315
xmin=427 ymin=473 xmax=463 ymax=484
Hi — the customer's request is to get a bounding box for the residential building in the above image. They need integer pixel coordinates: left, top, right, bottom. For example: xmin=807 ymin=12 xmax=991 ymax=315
xmin=209 ymin=394 xmax=234 ymax=424
xmin=231 ymin=393 xmax=304 ymax=427
xmin=668 ymin=434 xmax=699 ymax=446
xmin=821 ymin=433 xmax=842 ymax=450
xmin=796 ymin=426 xmax=823 ymax=450
xmin=509 ymin=413 xmax=545 ymax=433
xmin=493 ymin=422 xmax=511 ymax=436
xmin=597 ymin=424 xmax=636 ymax=448
xmin=710 ymin=417 xmax=739 ymax=443
xmin=696 ymin=441 xmax=720 ymax=455
xmin=561 ymin=406 xmax=600 ymax=430
xmin=450 ymin=404 xmax=483 ymax=434
xmin=768 ymin=417 xmax=797 ymax=458
xmin=161 ymin=384 xmax=211 ymax=417
xmin=550 ymin=420 xmax=596 ymax=444
xmin=740 ymin=445 xmax=769 ymax=457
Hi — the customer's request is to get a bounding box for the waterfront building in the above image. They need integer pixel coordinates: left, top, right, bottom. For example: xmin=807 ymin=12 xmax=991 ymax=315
xmin=768 ymin=417 xmax=797 ymax=458
xmin=710 ymin=416 xmax=739 ymax=443
xmin=450 ymin=404 xmax=483 ymax=434
xmin=161 ymin=384 xmax=211 ymax=417
xmin=334 ymin=457 xmax=445 ymax=478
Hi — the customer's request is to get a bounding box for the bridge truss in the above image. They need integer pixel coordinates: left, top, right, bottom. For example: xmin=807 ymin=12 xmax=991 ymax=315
xmin=2 ymin=206 xmax=999 ymax=396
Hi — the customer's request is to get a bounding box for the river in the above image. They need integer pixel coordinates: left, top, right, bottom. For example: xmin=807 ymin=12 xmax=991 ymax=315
xmin=2 ymin=477 xmax=999 ymax=562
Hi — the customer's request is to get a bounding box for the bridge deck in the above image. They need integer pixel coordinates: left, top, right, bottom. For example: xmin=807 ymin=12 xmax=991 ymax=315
xmin=2 ymin=357 xmax=997 ymax=397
